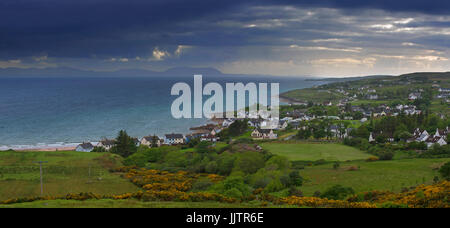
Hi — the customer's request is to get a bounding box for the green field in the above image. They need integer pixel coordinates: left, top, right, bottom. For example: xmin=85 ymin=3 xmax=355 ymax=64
xmin=0 ymin=151 xmax=139 ymax=201
xmin=282 ymin=88 xmax=346 ymax=103
xmin=299 ymin=158 xmax=449 ymax=195
xmin=0 ymin=199 xmax=296 ymax=208
xmin=261 ymin=142 xmax=372 ymax=161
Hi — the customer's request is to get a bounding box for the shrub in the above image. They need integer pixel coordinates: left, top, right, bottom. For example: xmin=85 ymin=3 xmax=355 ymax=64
xmin=224 ymin=188 xmax=243 ymax=198
xmin=191 ymin=179 xmax=214 ymax=192
xmin=288 ymin=186 xmax=303 ymax=197
xmin=234 ymin=151 xmax=265 ymax=174
xmin=288 ymin=170 xmax=304 ymax=187
xmin=266 ymin=155 xmax=290 ymax=170
xmin=313 ymin=159 xmax=326 ymax=166
xmin=252 ymin=176 xmax=272 ymax=189
xmin=215 ymin=176 xmax=252 ymax=197
xmin=313 ymin=191 xmax=321 ymax=197
xmin=333 ymin=162 xmax=340 ymax=170
xmin=376 ymin=150 xmax=394 ymax=160
xmin=264 ymin=179 xmax=284 ymax=193
xmin=366 ymin=156 xmax=379 ymax=162
xmin=205 ymin=161 xmax=218 ymax=173
xmin=321 ymin=185 xmax=355 ymax=200
xmin=439 ymin=162 xmax=450 ymax=180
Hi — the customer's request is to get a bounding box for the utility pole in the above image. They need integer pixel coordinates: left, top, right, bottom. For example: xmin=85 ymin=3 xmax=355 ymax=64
xmin=33 ymin=161 xmax=48 ymax=196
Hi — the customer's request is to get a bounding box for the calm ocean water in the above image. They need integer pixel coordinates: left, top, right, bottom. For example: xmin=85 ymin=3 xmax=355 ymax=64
xmin=0 ymin=75 xmax=325 ymax=149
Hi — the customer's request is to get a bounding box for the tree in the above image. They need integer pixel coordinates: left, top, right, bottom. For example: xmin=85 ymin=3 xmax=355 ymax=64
xmin=227 ymin=119 xmax=248 ymax=137
xmin=356 ymin=125 xmax=370 ymax=139
xmin=288 ymin=170 xmax=304 ymax=186
xmin=234 ymin=152 xmax=265 ymax=174
xmin=266 ymin=155 xmax=290 ymax=170
xmin=296 ymin=128 xmax=312 ymax=140
xmin=375 ymin=134 xmax=387 ymax=144
xmin=111 ymin=130 xmax=137 ymax=158
xmin=333 ymin=161 xmax=340 ymax=170
xmin=439 ymin=162 xmax=450 ymax=180
xmin=151 ymin=135 xmax=159 ymax=148
xmin=395 ymin=131 xmax=412 ymax=142
xmin=264 ymin=179 xmax=284 ymax=193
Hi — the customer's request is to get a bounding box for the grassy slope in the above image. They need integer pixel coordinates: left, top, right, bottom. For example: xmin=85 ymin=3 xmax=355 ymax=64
xmin=282 ymin=72 xmax=450 ymax=114
xmin=261 ymin=142 xmax=372 ymax=161
xmin=282 ymin=88 xmax=345 ymax=103
xmin=0 ymin=151 xmax=139 ymax=201
xmin=300 ymin=158 xmax=449 ymax=195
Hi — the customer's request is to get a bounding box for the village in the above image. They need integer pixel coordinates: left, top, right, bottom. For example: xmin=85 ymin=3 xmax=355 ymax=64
xmin=76 ymin=103 xmax=448 ymax=153
xmin=76 ymin=73 xmax=449 ymax=153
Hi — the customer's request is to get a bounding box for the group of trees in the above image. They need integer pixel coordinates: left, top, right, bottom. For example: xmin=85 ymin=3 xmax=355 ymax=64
xmin=109 ymin=130 xmax=137 ymax=158
xmin=218 ymin=119 xmax=249 ymax=141
xmin=296 ymin=119 xmax=350 ymax=140
xmin=122 ymin=140 xmax=305 ymax=198
xmin=352 ymin=113 xmax=448 ymax=143
xmin=343 ymin=113 xmax=449 ymax=160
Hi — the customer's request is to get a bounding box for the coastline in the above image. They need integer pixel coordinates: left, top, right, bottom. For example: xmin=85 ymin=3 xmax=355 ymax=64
xmin=0 ymin=78 xmax=327 ymax=152
xmin=14 ymin=146 xmax=77 ymax=152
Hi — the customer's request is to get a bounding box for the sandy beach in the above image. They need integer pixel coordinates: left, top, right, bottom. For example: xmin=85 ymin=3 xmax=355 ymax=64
xmin=14 ymin=146 xmax=77 ymax=152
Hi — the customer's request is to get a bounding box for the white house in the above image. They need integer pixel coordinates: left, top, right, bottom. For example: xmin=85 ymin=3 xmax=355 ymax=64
xmin=200 ymin=134 xmax=219 ymax=142
xmin=368 ymin=94 xmax=378 ymax=100
xmin=97 ymin=139 xmax=115 ymax=151
xmin=76 ymin=142 xmax=94 ymax=152
xmin=164 ymin=133 xmax=185 ymax=145
xmin=408 ymin=93 xmax=421 ymax=100
xmin=251 ymin=128 xmax=277 ymax=139
xmin=140 ymin=135 xmax=162 ymax=147
xmin=277 ymin=120 xmax=288 ymax=130
xmin=369 ymin=132 xmax=375 ymax=142
xmin=417 ymin=130 xmax=429 ymax=142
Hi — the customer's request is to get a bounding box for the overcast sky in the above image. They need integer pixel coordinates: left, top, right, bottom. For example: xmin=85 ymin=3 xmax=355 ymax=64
xmin=1 ymin=0 xmax=450 ymax=77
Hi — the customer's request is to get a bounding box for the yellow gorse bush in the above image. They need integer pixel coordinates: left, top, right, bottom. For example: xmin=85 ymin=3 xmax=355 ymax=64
xmin=280 ymin=196 xmax=377 ymax=208
xmin=1 ymin=166 xmax=448 ymax=208
xmin=347 ymin=181 xmax=450 ymax=208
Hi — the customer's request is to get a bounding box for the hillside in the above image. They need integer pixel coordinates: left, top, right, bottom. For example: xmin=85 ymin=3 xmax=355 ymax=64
xmin=281 ymin=72 xmax=450 ymax=116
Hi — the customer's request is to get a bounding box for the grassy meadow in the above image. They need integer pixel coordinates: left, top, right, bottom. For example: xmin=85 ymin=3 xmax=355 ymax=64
xmin=261 ymin=142 xmax=372 ymax=161
xmin=261 ymin=142 xmax=450 ymax=196
xmin=0 ymin=199 xmax=297 ymax=208
xmin=0 ymin=151 xmax=139 ymax=201
xmin=299 ymin=158 xmax=449 ymax=196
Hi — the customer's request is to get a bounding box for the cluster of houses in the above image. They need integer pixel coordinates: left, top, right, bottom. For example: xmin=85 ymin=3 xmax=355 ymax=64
xmin=76 ymin=133 xmax=184 ymax=152
xmin=408 ymin=128 xmax=448 ymax=147
xmin=368 ymin=127 xmax=448 ymax=148
xmin=436 ymin=87 xmax=450 ymax=103
xmin=282 ymin=103 xmax=422 ymax=124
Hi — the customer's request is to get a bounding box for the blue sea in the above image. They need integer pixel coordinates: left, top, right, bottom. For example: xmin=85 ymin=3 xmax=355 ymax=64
xmin=0 ymin=75 xmax=325 ymax=150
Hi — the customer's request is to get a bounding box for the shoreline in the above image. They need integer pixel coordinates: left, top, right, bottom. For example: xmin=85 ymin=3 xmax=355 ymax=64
xmin=0 ymin=81 xmax=328 ymax=152
xmin=14 ymin=146 xmax=77 ymax=152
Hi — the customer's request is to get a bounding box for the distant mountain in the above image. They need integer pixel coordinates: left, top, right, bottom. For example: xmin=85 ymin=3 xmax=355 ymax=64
xmin=0 ymin=66 xmax=226 ymax=78
xmin=162 ymin=67 xmax=223 ymax=76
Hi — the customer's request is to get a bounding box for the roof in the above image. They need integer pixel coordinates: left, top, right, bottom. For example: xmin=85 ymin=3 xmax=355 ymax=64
xmin=165 ymin=133 xmax=184 ymax=139
xmin=143 ymin=135 xmax=160 ymax=141
xmin=256 ymin=128 xmax=273 ymax=134
xmin=78 ymin=142 xmax=94 ymax=149
xmin=99 ymin=139 xmax=115 ymax=146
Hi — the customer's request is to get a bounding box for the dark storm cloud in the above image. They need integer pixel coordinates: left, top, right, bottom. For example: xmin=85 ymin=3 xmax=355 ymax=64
xmin=0 ymin=0 xmax=449 ymax=76
xmin=0 ymin=0 xmax=449 ymax=58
